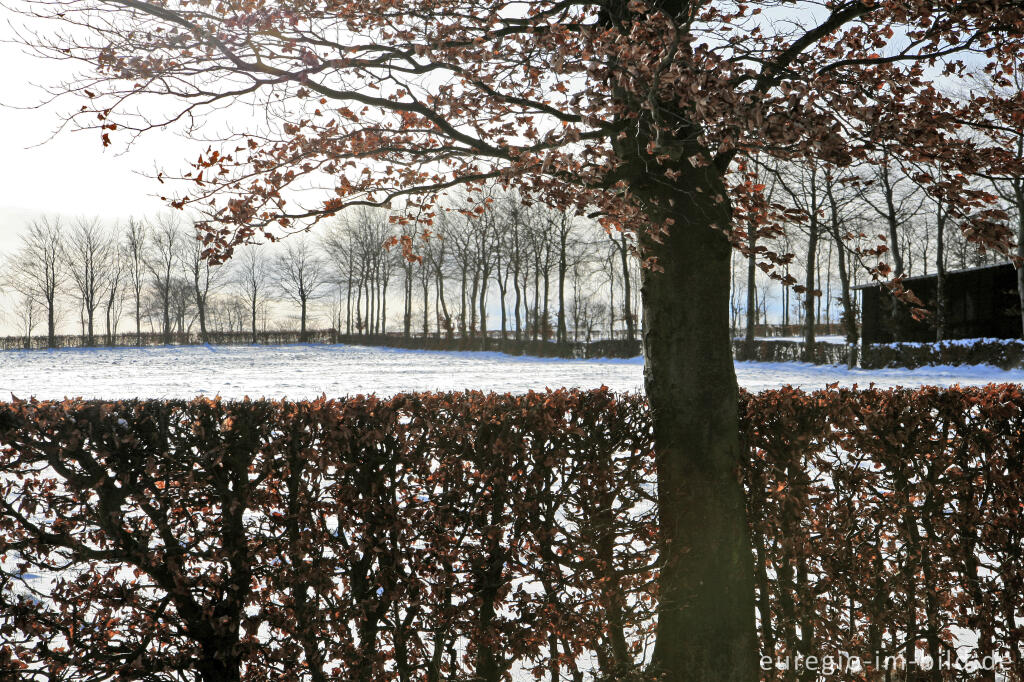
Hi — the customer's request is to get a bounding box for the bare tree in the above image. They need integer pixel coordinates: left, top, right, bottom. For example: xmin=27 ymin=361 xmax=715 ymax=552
xmin=821 ymin=166 xmax=862 ymax=365
xmin=147 ymin=214 xmax=184 ymax=344
xmin=2 ymin=267 xmax=43 ymax=346
xmin=606 ymin=229 xmax=636 ymax=344
xmin=858 ymin=147 xmax=926 ymax=340
xmin=12 ymin=217 xmax=65 ymax=347
xmin=123 ymin=217 xmax=148 ymax=344
xmin=179 ymin=225 xmax=228 ymax=343
xmin=234 ymin=245 xmax=270 ymax=343
xmin=320 ymin=218 xmax=359 ymax=336
xmin=103 ymin=224 xmax=126 ymax=344
xmin=64 ymin=217 xmax=112 ymax=347
xmin=774 ymin=160 xmax=826 ymax=360
xmin=274 ymin=235 xmax=328 ymax=341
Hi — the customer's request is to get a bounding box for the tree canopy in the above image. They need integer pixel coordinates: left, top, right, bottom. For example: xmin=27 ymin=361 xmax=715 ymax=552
xmin=23 ymin=0 xmax=1023 ymax=263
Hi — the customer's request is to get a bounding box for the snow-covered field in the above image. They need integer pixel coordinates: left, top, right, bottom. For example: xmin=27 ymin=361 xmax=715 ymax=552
xmin=1 ymin=342 xmax=1023 ymax=400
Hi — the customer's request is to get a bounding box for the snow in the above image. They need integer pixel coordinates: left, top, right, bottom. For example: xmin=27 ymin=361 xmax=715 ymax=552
xmin=872 ymin=336 xmax=1024 ymax=349
xmin=1 ymin=343 xmax=1023 ymax=400
xmin=749 ymin=335 xmax=848 ymax=343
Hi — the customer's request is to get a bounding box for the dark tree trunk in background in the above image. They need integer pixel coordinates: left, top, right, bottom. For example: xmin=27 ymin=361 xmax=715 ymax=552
xmin=460 ymin=272 xmax=468 ymax=337
xmin=197 ymin=297 xmax=208 ymax=344
xmin=300 ymin=297 xmax=308 ymax=342
xmin=879 ymin=155 xmax=907 ymax=340
xmin=404 ymin=262 xmax=413 ymax=337
xmin=105 ymin=300 xmax=115 ymax=346
xmin=801 ymin=170 xmax=819 ymax=362
xmin=532 ymin=259 xmax=541 ymax=341
xmin=542 ymin=259 xmax=551 ymax=340
xmin=619 ymin=236 xmax=635 ymax=343
xmin=825 ymin=182 xmax=858 ymax=367
xmin=557 ymin=230 xmax=568 ymax=344
xmin=251 ymin=299 xmax=258 ymax=344
xmin=513 ymin=262 xmax=523 ymax=341
xmin=935 ymin=200 xmax=948 ymax=342
xmin=422 ymin=272 xmax=430 ymax=336
xmin=1014 ymin=178 xmax=1024 ymax=338
xmin=497 ymin=270 xmax=508 ymax=341
xmin=743 ymin=223 xmax=757 ymax=360
xmin=635 ymin=162 xmax=758 ymax=682
xmin=162 ymin=298 xmax=171 ymax=345
xmin=478 ymin=273 xmax=489 ymax=350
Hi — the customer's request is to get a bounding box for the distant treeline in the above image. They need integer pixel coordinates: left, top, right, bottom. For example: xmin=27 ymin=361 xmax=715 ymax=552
xmin=0 ymin=328 xmax=642 ymax=359
xmin=3 ymin=195 xmax=642 ymax=349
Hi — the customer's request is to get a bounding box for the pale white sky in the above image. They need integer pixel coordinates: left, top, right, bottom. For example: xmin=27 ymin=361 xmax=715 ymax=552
xmin=0 ymin=5 xmax=188 ymax=252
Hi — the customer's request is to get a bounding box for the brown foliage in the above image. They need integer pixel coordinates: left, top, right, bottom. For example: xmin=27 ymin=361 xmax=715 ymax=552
xmin=2 ymin=387 xmax=1024 ymax=680
xmin=17 ymin=0 xmax=1024 ymax=268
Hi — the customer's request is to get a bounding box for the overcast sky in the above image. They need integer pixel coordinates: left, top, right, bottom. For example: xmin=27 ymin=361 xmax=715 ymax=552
xmin=0 ymin=5 xmax=185 ymax=252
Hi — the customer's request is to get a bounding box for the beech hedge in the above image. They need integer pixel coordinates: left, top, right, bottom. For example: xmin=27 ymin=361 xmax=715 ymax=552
xmin=0 ymin=387 xmax=1022 ymax=681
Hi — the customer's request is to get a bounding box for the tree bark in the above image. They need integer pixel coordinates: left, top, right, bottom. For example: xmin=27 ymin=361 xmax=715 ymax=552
xmin=638 ymin=164 xmax=758 ymax=682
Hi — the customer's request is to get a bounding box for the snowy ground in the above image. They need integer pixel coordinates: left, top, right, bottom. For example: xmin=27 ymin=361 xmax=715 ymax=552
xmin=2 ymin=342 xmax=1019 ymax=680
xmin=1 ymin=343 xmax=1023 ymax=400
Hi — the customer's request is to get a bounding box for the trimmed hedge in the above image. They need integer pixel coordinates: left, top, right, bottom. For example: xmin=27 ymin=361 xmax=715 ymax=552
xmin=732 ymin=339 xmax=851 ymax=365
xmin=861 ymin=339 xmax=1024 ymax=369
xmin=1 ymin=387 xmax=1023 ymax=680
xmin=0 ymin=330 xmax=642 ymax=360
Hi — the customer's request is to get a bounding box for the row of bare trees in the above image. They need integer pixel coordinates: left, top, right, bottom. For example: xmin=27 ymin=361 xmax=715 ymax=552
xmin=4 ymin=214 xmax=282 ymax=346
xmin=730 ymin=151 xmax=1016 ymax=364
xmin=0 ymin=195 xmax=643 ymax=347
xmin=4 ymin=154 xmax=1019 ymax=355
xmin=320 ymin=194 xmax=640 ymax=345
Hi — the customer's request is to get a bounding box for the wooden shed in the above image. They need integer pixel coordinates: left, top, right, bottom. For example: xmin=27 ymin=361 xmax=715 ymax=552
xmin=855 ymin=262 xmax=1022 ymax=344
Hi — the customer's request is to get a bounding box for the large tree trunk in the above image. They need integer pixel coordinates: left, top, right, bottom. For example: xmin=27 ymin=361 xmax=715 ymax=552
xmin=542 ymin=259 xmax=551 ymax=340
xmin=459 ymin=271 xmax=468 ymax=338
xmin=639 ymin=165 xmax=758 ymax=682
